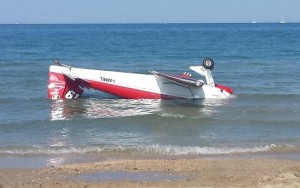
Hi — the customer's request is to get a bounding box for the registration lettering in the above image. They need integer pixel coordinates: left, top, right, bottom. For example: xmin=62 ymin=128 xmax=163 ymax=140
xmin=100 ymin=77 xmax=115 ymax=83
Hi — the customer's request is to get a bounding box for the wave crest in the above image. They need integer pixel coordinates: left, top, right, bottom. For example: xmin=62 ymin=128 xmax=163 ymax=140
xmin=0 ymin=144 xmax=296 ymax=156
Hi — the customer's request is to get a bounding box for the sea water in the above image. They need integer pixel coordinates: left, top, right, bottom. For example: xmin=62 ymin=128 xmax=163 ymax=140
xmin=0 ymin=24 xmax=300 ymax=167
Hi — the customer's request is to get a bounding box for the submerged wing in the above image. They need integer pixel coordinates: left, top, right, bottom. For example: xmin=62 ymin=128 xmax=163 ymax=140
xmin=150 ymin=71 xmax=204 ymax=87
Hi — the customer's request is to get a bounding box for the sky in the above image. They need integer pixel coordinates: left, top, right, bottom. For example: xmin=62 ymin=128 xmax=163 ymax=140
xmin=0 ymin=0 xmax=300 ymax=24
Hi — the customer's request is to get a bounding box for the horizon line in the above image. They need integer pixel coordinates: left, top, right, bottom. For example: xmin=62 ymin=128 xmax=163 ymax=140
xmin=1 ymin=21 xmax=300 ymax=25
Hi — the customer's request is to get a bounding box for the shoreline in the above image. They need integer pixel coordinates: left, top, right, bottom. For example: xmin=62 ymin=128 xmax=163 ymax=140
xmin=0 ymin=157 xmax=299 ymax=187
xmin=1 ymin=150 xmax=300 ymax=168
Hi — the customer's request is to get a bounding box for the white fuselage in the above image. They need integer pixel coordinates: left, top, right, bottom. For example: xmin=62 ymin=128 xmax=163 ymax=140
xmin=48 ymin=64 xmax=232 ymax=99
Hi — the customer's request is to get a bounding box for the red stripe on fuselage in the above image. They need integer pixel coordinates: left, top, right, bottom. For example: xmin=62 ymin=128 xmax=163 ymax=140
xmin=88 ymin=80 xmax=183 ymax=99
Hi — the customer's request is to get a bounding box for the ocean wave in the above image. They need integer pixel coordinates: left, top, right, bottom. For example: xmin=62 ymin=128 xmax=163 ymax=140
xmin=138 ymin=144 xmax=296 ymax=155
xmin=0 ymin=144 xmax=296 ymax=156
xmin=0 ymin=146 xmax=105 ymax=155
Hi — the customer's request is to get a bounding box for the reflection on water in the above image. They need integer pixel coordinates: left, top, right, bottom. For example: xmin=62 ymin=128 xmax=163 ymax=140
xmin=50 ymin=98 xmax=233 ymax=121
xmin=159 ymin=98 xmax=232 ymax=118
xmin=51 ymin=99 xmax=161 ymax=121
xmin=47 ymin=157 xmax=66 ymax=167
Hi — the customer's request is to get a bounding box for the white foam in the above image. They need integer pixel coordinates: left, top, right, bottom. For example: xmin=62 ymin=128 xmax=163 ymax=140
xmin=158 ymin=113 xmax=185 ymax=118
xmin=0 ymin=144 xmax=294 ymax=155
xmin=0 ymin=146 xmax=104 ymax=155
xmin=140 ymin=144 xmax=277 ymax=155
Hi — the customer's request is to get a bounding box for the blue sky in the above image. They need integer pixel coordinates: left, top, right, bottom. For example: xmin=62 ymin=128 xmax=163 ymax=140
xmin=0 ymin=0 xmax=299 ymax=23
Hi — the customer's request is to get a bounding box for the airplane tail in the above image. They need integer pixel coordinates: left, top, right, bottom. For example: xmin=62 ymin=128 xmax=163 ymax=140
xmin=47 ymin=62 xmax=84 ymax=100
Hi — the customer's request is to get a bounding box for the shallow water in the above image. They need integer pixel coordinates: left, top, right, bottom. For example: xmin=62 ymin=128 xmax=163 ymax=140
xmin=0 ymin=24 xmax=300 ymax=167
xmin=76 ymin=171 xmax=186 ymax=182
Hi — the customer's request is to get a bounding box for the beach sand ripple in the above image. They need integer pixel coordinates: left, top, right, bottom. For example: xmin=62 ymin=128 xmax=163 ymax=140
xmin=0 ymin=158 xmax=299 ymax=187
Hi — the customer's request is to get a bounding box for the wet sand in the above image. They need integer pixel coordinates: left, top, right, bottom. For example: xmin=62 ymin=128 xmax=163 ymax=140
xmin=0 ymin=158 xmax=300 ymax=187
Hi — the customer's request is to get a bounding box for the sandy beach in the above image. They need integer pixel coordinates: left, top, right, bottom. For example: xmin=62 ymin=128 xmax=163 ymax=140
xmin=0 ymin=157 xmax=299 ymax=188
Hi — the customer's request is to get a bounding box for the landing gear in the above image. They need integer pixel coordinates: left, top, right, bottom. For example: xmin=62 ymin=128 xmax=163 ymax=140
xmin=202 ymin=57 xmax=214 ymax=70
xmin=54 ymin=59 xmax=61 ymax=65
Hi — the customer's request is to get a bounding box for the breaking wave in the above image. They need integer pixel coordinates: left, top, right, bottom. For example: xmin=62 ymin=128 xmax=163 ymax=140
xmin=0 ymin=144 xmax=296 ymax=156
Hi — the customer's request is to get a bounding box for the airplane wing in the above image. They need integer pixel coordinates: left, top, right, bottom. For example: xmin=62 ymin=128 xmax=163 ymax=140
xmin=150 ymin=71 xmax=204 ymax=87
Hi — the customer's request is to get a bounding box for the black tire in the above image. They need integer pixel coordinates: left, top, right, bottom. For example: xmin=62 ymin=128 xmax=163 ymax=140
xmin=202 ymin=57 xmax=214 ymax=70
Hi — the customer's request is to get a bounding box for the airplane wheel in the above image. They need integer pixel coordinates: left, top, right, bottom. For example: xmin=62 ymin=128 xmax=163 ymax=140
xmin=202 ymin=57 xmax=214 ymax=70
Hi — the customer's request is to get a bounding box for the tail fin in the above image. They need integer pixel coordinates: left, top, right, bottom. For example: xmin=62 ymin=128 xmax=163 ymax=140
xmin=48 ymin=65 xmax=84 ymax=99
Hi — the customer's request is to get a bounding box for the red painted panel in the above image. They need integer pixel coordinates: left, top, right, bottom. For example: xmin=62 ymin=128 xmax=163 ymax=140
xmin=89 ymin=80 xmax=182 ymax=99
xmin=215 ymin=84 xmax=234 ymax=94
